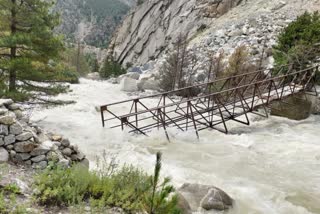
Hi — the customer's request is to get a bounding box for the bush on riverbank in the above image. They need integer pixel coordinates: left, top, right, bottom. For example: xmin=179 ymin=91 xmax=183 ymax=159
xmin=100 ymin=57 xmax=126 ymax=79
xmin=273 ymin=11 xmax=320 ymax=76
xmin=33 ymin=152 xmax=181 ymax=213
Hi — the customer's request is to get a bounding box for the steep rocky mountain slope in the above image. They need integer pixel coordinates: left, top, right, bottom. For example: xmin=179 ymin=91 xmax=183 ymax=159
xmin=108 ymin=0 xmax=320 ymax=67
xmin=54 ymin=0 xmax=136 ymax=48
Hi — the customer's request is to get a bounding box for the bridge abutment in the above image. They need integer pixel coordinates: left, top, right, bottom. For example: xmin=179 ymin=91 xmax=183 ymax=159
xmin=270 ymin=92 xmax=319 ymax=120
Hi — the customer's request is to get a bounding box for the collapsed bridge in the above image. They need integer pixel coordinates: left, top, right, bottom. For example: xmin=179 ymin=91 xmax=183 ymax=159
xmin=100 ymin=65 xmax=318 ymax=140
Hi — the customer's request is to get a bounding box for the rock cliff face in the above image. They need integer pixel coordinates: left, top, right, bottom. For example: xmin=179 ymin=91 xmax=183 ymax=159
xmin=109 ymin=0 xmax=320 ymax=67
xmin=109 ymin=0 xmax=242 ymax=66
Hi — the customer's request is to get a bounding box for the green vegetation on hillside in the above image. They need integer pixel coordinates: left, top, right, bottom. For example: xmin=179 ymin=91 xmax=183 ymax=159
xmin=273 ymin=11 xmax=320 ymax=71
xmin=56 ymin=0 xmax=130 ymax=48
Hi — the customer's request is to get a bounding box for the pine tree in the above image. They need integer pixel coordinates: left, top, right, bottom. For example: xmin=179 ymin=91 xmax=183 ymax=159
xmin=0 ymin=0 xmax=66 ymax=101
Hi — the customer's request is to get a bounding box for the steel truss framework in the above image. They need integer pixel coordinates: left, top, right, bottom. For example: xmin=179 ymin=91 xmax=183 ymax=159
xmin=100 ymin=65 xmax=318 ymax=140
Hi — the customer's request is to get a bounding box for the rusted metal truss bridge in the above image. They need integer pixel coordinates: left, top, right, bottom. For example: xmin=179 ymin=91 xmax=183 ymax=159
xmin=100 ymin=65 xmax=318 ymax=140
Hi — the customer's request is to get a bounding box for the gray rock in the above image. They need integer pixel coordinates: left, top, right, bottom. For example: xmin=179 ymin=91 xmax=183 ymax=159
xmin=140 ymin=79 xmax=159 ymax=91
xmin=53 ymin=141 xmax=61 ymax=147
xmin=46 ymin=151 xmax=60 ymax=162
xmin=30 ymin=144 xmax=50 ymax=156
xmin=9 ymin=123 xmax=23 ymax=135
xmin=126 ymin=72 xmax=140 ymax=80
xmin=14 ymin=141 xmax=36 ymax=153
xmin=79 ymin=158 xmax=90 ymax=169
xmin=6 ymin=145 xmax=13 ymax=150
xmin=178 ymin=183 xmax=233 ymax=212
xmin=129 ymin=66 xmax=142 ymax=73
xmin=120 ymin=77 xmax=138 ymax=92
xmin=196 ymin=73 xmax=206 ymax=82
xmin=142 ymin=62 xmax=155 ymax=71
xmin=32 ymin=161 xmax=47 ymax=169
xmin=0 ymin=147 xmax=9 ymax=163
xmin=0 ymin=125 xmax=9 ymax=136
xmin=58 ymin=158 xmax=70 ymax=168
xmin=31 ymin=155 xmax=46 ymax=163
xmin=228 ymin=29 xmax=242 ymax=37
xmin=71 ymin=152 xmax=85 ymax=161
xmin=9 ymin=150 xmax=16 ymax=158
xmin=42 ymin=140 xmax=58 ymax=150
xmin=25 ymin=160 xmax=32 ymax=165
xmin=4 ymin=134 xmax=15 ymax=145
xmin=0 ymin=99 xmax=13 ymax=106
xmin=271 ymin=94 xmax=312 ymax=120
xmin=15 ymin=153 xmax=32 ymax=161
xmin=177 ymin=193 xmax=192 ymax=214
xmin=0 ymin=108 xmax=8 ymax=115
xmin=62 ymin=147 xmax=72 ymax=156
xmin=0 ymin=115 xmax=15 ymax=125
xmin=13 ymin=110 xmax=23 ymax=119
xmin=201 ymin=188 xmax=233 ymax=211
xmin=272 ymin=1 xmax=287 ymax=11
xmin=61 ymin=138 xmax=70 ymax=147
xmin=16 ymin=132 xmax=33 ymax=141
xmin=8 ymin=103 xmax=20 ymax=110
xmin=0 ymin=137 xmax=4 ymax=146
xmin=13 ymin=178 xmax=29 ymax=195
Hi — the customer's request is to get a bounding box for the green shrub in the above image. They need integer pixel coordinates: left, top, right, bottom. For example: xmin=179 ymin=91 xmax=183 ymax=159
xmin=100 ymin=57 xmax=126 ymax=79
xmin=33 ymin=164 xmax=96 ymax=206
xmin=273 ymin=11 xmax=320 ymax=70
xmin=33 ymin=153 xmax=181 ymax=213
xmin=0 ymin=191 xmax=28 ymax=214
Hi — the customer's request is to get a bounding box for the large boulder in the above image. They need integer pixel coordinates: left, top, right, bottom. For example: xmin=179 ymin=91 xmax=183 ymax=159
xmin=0 ymin=99 xmax=14 ymax=106
xmin=271 ymin=94 xmax=312 ymax=120
xmin=0 ymin=115 xmax=15 ymax=125
xmin=120 ymin=77 xmax=138 ymax=92
xmin=178 ymin=183 xmax=233 ymax=212
xmin=177 ymin=193 xmax=192 ymax=214
xmin=138 ymin=79 xmax=160 ymax=91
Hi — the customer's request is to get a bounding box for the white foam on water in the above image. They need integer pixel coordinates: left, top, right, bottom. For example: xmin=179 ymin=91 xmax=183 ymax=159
xmin=31 ymin=79 xmax=320 ymax=214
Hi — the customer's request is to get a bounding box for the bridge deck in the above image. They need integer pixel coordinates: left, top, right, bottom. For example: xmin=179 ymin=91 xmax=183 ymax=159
xmin=100 ymin=66 xmax=318 ymax=139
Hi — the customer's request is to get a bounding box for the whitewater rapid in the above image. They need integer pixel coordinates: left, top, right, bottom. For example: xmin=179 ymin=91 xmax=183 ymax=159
xmin=30 ymin=79 xmax=320 ymax=214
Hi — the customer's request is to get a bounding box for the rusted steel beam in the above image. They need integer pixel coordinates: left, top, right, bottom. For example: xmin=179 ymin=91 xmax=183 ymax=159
xmin=100 ymin=65 xmax=317 ymax=139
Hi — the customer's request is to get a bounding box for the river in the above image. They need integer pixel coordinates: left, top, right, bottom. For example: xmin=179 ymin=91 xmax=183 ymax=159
xmin=30 ymin=78 xmax=320 ymax=214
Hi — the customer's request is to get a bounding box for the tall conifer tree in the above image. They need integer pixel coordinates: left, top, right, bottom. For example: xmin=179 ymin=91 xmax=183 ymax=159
xmin=0 ymin=0 xmax=66 ymax=100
